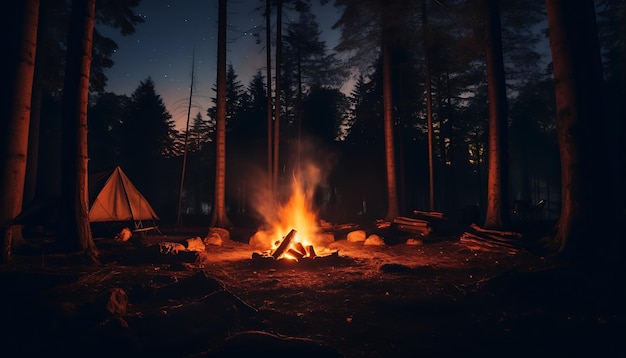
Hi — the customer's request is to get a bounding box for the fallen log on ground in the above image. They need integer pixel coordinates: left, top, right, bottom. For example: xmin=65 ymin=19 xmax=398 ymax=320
xmin=469 ymin=223 xmax=523 ymax=239
xmin=413 ymin=210 xmax=447 ymax=219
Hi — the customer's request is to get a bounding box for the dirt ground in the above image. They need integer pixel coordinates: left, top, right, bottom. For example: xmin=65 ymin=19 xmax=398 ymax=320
xmin=1 ymin=222 xmax=623 ymax=357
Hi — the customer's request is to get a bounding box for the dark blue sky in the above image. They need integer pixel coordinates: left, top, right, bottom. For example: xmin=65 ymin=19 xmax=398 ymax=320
xmin=99 ymin=0 xmax=343 ymax=130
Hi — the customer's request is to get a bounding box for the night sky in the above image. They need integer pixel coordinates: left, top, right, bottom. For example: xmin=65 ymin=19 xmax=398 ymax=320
xmin=99 ymin=0 xmax=343 ymax=131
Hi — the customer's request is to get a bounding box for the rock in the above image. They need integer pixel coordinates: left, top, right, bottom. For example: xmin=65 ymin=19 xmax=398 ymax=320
xmin=114 ymin=227 xmax=132 ymax=241
xmin=204 ymin=227 xmax=230 ymax=246
xmin=347 ymin=229 xmax=367 ymax=242
xmin=406 ymin=238 xmax=423 ymax=245
xmin=185 ymin=237 xmax=206 ymax=251
xmin=364 ymin=234 xmax=385 ymax=246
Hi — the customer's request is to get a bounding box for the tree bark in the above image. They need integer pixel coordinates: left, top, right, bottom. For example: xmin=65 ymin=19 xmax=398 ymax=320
xmin=1 ymin=0 xmax=39 ymax=263
xmin=273 ymin=0 xmax=283 ymax=200
xmin=422 ymin=0 xmax=435 ymax=212
xmin=382 ymin=41 xmax=400 ymax=221
xmin=59 ymin=0 xmax=98 ymax=263
xmin=266 ymin=0 xmax=274 ymax=198
xmin=545 ymin=0 xmax=614 ymax=256
xmin=483 ymin=0 xmax=510 ymax=229
xmin=210 ymin=0 xmax=233 ymax=229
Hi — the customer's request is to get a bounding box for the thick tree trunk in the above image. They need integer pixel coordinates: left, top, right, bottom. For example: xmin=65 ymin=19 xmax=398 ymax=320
xmin=273 ymin=0 xmax=282 ymax=200
xmin=545 ymin=0 xmax=613 ymax=256
xmin=422 ymin=0 xmax=435 ymax=212
xmin=382 ymin=41 xmax=399 ymax=221
xmin=483 ymin=0 xmax=510 ymax=229
xmin=266 ymin=0 xmax=273 ymax=197
xmin=24 ymin=0 xmax=50 ymax=208
xmin=1 ymin=0 xmax=39 ymax=263
xmin=211 ymin=0 xmax=233 ymax=229
xmin=59 ymin=0 xmax=98 ymax=263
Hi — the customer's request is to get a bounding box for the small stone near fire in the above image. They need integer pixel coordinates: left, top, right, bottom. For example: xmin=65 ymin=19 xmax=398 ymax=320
xmin=185 ymin=237 xmax=206 ymax=251
xmin=114 ymin=227 xmax=132 ymax=242
xmin=347 ymin=230 xmax=367 ymax=242
xmin=204 ymin=233 xmax=222 ymax=246
xmin=204 ymin=227 xmax=230 ymax=246
xmin=364 ymin=234 xmax=385 ymax=246
xmin=406 ymin=238 xmax=424 ymax=245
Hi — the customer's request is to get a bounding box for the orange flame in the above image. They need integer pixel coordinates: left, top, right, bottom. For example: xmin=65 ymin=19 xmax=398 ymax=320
xmin=250 ymin=177 xmax=320 ymax=252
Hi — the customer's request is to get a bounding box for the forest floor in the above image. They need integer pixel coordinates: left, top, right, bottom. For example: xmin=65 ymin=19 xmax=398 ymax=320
xmin=0 ymin=219 xmax=624 ymax=357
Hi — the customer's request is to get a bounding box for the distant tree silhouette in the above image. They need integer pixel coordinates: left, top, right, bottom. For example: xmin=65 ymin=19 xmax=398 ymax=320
xmin=300 ymin=86 xmax=348 ymax=144
xmin=208 ymin=64 xmax=245 ymax=137
xmin=282 ymin=7 xmax=347 ymax=174
xmin=344 ymin=75 xmax=381 ymax=146
xmin=120 ymin=77 xmax=176 ymax=215
xmin=243 ymin=71 xmax=269 ymax=142
xmin=88 ymin=92 xmax=129 ymax=171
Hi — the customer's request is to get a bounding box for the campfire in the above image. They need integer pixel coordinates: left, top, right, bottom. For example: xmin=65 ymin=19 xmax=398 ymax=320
xmin=249 ymin=166 xmax=337 ymax=262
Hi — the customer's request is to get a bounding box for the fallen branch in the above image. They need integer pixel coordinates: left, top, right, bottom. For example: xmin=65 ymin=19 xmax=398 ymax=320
xmin=413 ymin=210 xmax=447 ymax=219
xmin=394 ymin=217 xmax=430 ymax=227
xmin=469 ymin=223 xmax=522 ymax=239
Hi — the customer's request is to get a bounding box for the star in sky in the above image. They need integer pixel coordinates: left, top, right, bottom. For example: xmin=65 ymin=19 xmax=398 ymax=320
xmin=100 ymin=0 xmax=342 ymax=131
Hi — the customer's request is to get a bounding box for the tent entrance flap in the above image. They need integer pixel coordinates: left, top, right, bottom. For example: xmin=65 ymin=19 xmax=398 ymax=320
xmin=88 ymin=166 xmax=159 ymax=230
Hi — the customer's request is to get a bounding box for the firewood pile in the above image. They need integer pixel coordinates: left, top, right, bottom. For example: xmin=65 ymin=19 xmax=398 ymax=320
xmin=251 ymin=229 xmax=339 ymax=265
xmin=392 ymin=210 xmax=448 ymax=238
xmin=460 ymin=223 xmax=527 ymax=254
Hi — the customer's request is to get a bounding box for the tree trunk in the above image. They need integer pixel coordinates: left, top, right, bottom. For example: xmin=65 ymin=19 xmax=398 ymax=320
xmin=177 ymin=49 xmax=195 ymax=226
xmin=422 ymin=0 xmax=435 ymax=212
xmin=266 ymin=0 xmax=273 ymax=197
xmin=273 ymin=0 xmax=283 ymax=200
xmin=0 ymin=0 xmax=39 ymax=263
xmin=483 ymin=0 xmax=510 ymax=229
xmin=382 ymin=41 xmax=400 ymax=221
xmin=545 ymin=0 xmax=614 ymax=256
xmin=59 ymin=0 xmax=98 ymax=263
xmin=210 ymin=0 xmax=233 ymax=229
xmin=24 ymin=0 xmax=50 ymax=209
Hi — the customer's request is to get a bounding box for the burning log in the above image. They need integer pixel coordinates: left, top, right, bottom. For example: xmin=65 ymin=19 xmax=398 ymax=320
xmin=305 ymin=245 xmax=317 ymax=258
xmin=286 ymin=248 xmax=304 ymax=260
xmin=271 ymin=229 xmax=297 ymax=259
xmin=293 ymin=242 xmax=307 ymax=256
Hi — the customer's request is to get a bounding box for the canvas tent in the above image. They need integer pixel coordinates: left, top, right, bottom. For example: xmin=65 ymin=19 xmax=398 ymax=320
xmin=89 ymin=166 xmax=160 ymax=232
